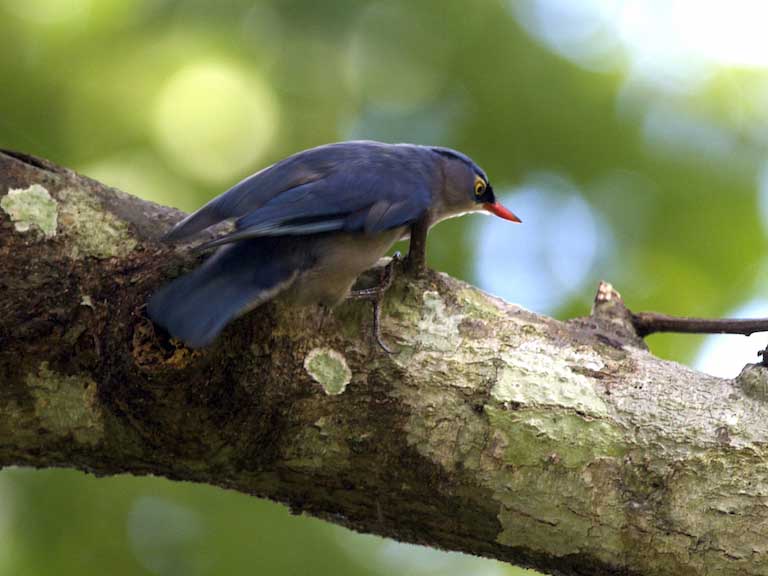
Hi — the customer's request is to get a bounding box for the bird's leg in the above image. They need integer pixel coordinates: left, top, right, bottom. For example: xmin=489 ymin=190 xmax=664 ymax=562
xmin=316 ymin=304 xmax=334 ymax=333
xmin=404 ymin=217 xmax=429 ymax=276
xmin=348 ymin=253 xmax=400 ymax=353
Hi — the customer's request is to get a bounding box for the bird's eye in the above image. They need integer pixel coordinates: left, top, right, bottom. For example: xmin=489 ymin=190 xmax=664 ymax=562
xmin=474 ymin=177 xmax=486 ymax=196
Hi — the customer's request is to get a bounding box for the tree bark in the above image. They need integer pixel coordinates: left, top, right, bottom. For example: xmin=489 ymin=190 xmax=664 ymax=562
xmin=1 ymin=150 xmax=767 ymax=576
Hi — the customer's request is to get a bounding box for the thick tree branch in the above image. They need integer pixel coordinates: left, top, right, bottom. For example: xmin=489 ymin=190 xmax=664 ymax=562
xmin=2 ymin=151 xmax=768 ymax=576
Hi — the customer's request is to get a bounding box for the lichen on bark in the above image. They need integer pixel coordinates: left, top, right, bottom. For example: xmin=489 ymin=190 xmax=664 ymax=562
xmin=0 ymin=184 xmax=58 ymax=238
xmin=27 ymin=362 xmax=104 ymax=446
xmin=58 ymin=186 xmax=137 ymax=258
xmin=304 ymin=348 xmax=352 ymax=395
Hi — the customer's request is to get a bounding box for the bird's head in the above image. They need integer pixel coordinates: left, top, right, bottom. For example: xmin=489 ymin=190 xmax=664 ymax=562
xmin=430 ymin=146 xmax=521 ymax=223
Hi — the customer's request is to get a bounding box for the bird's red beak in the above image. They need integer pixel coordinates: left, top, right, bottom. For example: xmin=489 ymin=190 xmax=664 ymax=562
xmin=484 ymin=202 xmax=522 ymax=223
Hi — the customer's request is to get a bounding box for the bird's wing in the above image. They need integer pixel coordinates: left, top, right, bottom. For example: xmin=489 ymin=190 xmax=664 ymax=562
xmin=164 ymin=141 xmax=426 ymax=242
xmin=192 ymin=149 xmax=434 ymax=250
xmin=163 ymin=157 xmax=329 ymax=241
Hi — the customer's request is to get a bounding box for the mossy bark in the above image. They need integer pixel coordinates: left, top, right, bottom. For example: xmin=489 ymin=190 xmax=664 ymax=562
xmin=1 ymin=150 xmax=766 ymax=576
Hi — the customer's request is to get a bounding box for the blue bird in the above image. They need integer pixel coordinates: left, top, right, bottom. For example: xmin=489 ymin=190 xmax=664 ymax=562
xmin=148 ymin=141 xmax=520 ymax=348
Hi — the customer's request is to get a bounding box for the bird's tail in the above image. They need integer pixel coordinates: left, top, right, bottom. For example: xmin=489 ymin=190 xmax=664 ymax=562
xmin=148 ymin=239 xmax=304 ymax=348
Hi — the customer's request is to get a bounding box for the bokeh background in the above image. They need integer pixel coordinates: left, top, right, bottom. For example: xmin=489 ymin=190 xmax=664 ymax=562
xmin=2 ymin=0 xmax=768 ymax=574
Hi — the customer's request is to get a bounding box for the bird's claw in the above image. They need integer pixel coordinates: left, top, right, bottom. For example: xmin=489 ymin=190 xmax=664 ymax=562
xmin=348 ymin=255 xmax=400 ymax=353
xmin=371 ymin=298 xmax=395 ymax=354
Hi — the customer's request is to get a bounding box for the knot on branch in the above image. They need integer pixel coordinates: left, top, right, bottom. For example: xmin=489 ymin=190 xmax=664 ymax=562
xmin=131 ymin=310 xmax=200 ymax=370
xmin=737 ymin=363 xmax=768 ymax=402
xmin=566 ymin=281 xmax=648 ymax=350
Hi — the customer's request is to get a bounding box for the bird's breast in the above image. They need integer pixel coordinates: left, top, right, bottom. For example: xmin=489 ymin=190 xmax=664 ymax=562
xmin=283 ymin=227 xmax=405 ymax=307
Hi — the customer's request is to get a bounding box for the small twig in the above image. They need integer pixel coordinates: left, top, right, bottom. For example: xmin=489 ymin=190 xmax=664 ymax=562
xmin=591 ymin=282 xmax=768 ymax=363
xmin=632 ymin=313 xmax=768 ymax=338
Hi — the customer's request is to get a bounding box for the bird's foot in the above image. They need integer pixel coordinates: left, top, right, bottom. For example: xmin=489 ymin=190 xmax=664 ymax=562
xmin=348 ymin=253 xmax=400 ymax=353
xmin=404 ymin=252 xmax=425 ymax=277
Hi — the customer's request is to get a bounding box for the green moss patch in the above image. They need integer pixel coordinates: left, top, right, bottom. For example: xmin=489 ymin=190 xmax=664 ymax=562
xmin=58 ymin=187 xmax=137 ymax=258
xmin=486 ymin=406 xmax=626 ymax=468
xmin=26 ymin=362 xmax=104 ymax=445
xmin=303 ymin=348 xmax=352 ymax=395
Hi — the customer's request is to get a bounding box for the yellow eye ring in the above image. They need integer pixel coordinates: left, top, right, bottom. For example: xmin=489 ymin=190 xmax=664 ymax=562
xmin=474 ymin=178 xmax=486 ymax=196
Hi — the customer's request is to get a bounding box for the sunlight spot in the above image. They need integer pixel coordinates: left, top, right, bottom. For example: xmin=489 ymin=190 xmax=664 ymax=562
xmin=508 ymin=0 xmax=620 ymax=71
xmin=152 ymin=60 xmax=279 ymax=184
xmin=631 ymin=0 xmax=768 ymax=69
xmin=511 ymin=0 xmax=768 ymax=101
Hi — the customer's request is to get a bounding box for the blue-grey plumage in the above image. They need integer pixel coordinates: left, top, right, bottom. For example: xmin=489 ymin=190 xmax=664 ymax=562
xmin=148 ymin=141 xmax=520 ymax=347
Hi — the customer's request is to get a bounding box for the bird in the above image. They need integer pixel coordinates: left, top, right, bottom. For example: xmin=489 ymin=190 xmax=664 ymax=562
xmin=148 ymin=140 xmax=521 ymax=349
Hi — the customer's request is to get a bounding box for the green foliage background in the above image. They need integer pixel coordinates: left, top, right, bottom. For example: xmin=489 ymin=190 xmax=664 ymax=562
xmin=1 ymin=1 xmax=766 ymax=574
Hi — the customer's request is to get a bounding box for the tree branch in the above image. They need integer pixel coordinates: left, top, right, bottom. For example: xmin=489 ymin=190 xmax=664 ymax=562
xmin=632 ymin=311 xmax=768 ymax=338
xmin=2 ymin=150 xmax=768 ymax=576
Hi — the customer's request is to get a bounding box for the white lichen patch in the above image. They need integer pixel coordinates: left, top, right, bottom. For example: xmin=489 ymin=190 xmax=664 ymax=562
xmin=0 ymin=184 xmax=58 ymax=238
xmin=57 ymin=187 xmax=137 ymax=258
xmin=26 ymin=362 xmax=104 ymax=445
xmin=737 ymin=363 xmax=768 ymax=402
xmin=493 ymin=340 xmax=609 ymax=416
xmin=304 ymin=348 xmax=351 ymax=395
xmin=415 ymin=291 xmax=463 ymax=351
